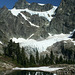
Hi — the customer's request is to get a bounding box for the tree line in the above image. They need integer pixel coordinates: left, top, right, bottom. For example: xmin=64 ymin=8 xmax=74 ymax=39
xmin=3 ymin=40 xmax=75 ymax=67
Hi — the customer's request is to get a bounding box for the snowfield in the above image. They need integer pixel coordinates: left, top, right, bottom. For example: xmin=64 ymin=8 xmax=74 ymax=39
xmin=10 ymin=6 xmax=57 ymax=21
xmin=13 ymin=66 xmax=63 ymax=72
xmin=12 ymin=33 xmax=73 ymax=52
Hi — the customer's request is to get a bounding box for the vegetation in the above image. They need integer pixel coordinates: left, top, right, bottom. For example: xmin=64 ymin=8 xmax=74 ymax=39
xmin=3 ymin=40 xmax=75 ymax=67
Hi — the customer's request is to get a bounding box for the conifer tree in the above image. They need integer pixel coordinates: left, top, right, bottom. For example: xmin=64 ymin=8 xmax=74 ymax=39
xmin=55 ymin=56 xmax=59 ymax=64
xmin=36 ymin=50 xmax=39 ymax=64
xmin=16 ymin=43 xmax=21 ymax=64
xmin=30 ymin=53 xmax=35 ymax=66
xmin=7 ymin=39 xmax=13 ymax=57
xmin=50 ymin=51 xmax=54 ymax=64
xmin=39 ymin=55 xmax=44 ymax=66
xmin=59 ymin=55 xmax=63 ymax=64
xmin=21 ymin=47 xmax=26 ymax=66
xmin=3 ymin=46 xmax=7 ymax=56
xmin=44 ymin=54 xmax=50 ymax=65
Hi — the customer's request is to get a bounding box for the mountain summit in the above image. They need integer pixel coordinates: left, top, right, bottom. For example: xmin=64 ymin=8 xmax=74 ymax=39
xmin=0 ymin=0 xmax=75 ymax=44
xmin=14 ymin=0 xmax=53 ymax=11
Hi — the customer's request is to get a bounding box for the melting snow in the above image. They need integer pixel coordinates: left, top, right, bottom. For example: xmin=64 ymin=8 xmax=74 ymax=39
xmin=13 ymin=67 xmax=63 ymax=72
xmin=10 ymin=6 xmax=57 ymax=21
xmin=12 ymin=34 xmax=71 ymax=52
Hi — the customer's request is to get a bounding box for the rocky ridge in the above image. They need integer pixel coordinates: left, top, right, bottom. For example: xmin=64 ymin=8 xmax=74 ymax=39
xmin=14 ymin=0 xmax=53 ymax=11
xmin=47 ymin=0 xmax=75 ymax=34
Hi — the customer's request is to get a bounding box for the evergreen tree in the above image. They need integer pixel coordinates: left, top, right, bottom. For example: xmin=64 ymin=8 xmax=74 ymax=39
xmin=36 ymin=50 xmax=39 ymax=64
xmin=16 ymin=43 xmax=21 ymax=64
xmin=21 ymin=47 xmax=26 ymax=66
xmin=44 ymin=54 xmax=50 ymax=65
xmin=39 ymin=55 xmax=44 ymax=66
xmin=30 ymin=53 xmax=35 ymax=66
xmin=59 ymin=55 xmax=63 ymax=64
xmin=50 ymin=51 xmax=54 ymax=64
xmin=3 ymin=46 xmax=7 ymax=56
xmin=55 ymin=56 xmax=59 ymax=64
xmin=7 ymin=39 xmax=13 ymax=57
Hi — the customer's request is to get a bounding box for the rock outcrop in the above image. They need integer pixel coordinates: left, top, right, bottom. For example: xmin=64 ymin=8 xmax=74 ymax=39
xmin=47 ymin=0 xmax=75 ymax=34
xmin=14 ymin=0 xmax=53 ymax=11
xmin=0 ymin=6 xmax=38 ymax=43
xmin=47 ymin=40 xmax=75 ymax=60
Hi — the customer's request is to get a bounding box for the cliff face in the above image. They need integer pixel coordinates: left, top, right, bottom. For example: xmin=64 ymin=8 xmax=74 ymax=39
xmin=0 ymin=0 xmax=55 ymax=42
xmin=0 ymin=0 xmax=75 ymax=52
xmin=47 ymin=0 xmax=75 ymax=34
xmin=14 ymin=0 xmax=53 ymax=11
xmin=47 ymin=40 xmax=75 ymax=60
xmin=0 ymin=6 xmax=38 ymax=43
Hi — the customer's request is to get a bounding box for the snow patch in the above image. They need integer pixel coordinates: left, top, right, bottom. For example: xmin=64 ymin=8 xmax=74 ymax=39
xmin=71 ymin=40 xmax=75 ymax=45
xmin=0 ymin=41 xmax=2 ymax=44
xmin=38 ymin=3 xmax=45 ymax=6
xmin=20 ymin=13 xmax=39 ymax=28
xmin=27 ymin=34 xmax=34 ymax=39
xmin=12 ymin=34 xmax=71 ymax=52
xmin=10 ymin=6 xmax=57 ymax=21
xmin=13 ymin=67 xmax=63 ymax=72
xmin=69 ymin=29 xmax=75 ymax=38
xmin=21 ymin=21 xmax=24 ymax=24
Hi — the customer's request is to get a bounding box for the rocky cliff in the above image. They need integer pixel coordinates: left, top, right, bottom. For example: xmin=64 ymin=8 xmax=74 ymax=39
xmin=47 ymin=0 xmax=75 ymax=34
xmin=14 ymin=0 xmax=53 ymax=11
xmin=47 ymin=40 xmax=75 ymax=60
xmin=0 ymin=0 xmax=75 ymax=55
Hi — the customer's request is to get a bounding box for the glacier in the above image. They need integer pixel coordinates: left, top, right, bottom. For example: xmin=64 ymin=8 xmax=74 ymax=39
xmin=12 ymin=34 xmax=73 ymax=52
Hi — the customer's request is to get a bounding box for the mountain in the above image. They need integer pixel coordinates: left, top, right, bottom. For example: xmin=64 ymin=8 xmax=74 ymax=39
xmin=0 ymin=0 xmax=75 ymax=56
xmin=0 ymin=6 xmax=38 ymax=43
xmin=14 ymin=0 xmax=53 ymax=11
xmin=47 ymin=0 xmax=75 ymax=34
xmin=0 ymin=0 xmax=57 ymax=43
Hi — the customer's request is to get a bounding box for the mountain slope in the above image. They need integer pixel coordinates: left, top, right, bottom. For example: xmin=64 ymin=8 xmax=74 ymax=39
xmin=47 ymin=0 xmax=75 ymax=34
xmin=0 ymin=0 xmax=57 ymax=43
xmin=0 ymin=0 xmax=75 ymax=54
xmin=14 ymin=0 xmax=53 ymax=11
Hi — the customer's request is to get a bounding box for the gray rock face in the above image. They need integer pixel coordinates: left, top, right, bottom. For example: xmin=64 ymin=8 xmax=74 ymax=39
xmin=0 ymin=5 xmax=49 ymax=43
xmin=47 ymin=0 xmax=75 ymax=34
xmin=14 ymin=0 xmax=53 ymax=11
xmin=0 ymin=6 xmax=38 ymax=43
xmin=47 ymin=40 xmax=75 ymax=60
xmin=31 ymin=26 xmax=49 ymax=40
xmin=28 ymin=3 xmax=53 ymax=11
xmin=14 ymin=0 xmax=29 ymax=9
xmin=29 ymin=14 xmax=49 ymax=26
xmin=0 ymin=0 xmax=75 ymax=43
